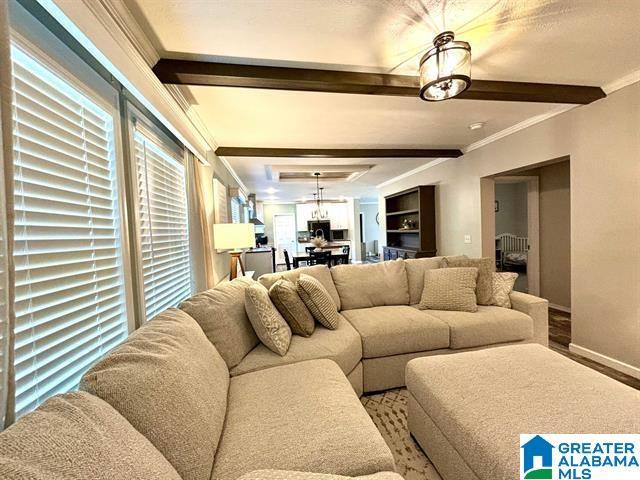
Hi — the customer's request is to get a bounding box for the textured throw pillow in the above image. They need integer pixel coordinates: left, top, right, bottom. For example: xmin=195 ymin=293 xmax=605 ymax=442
xmin=442 ymin=256 xmax=494 ymax=305
xmin=0 ymin=392 xmax=182 ymax=480
xmin=269 ymin=279 xmax=315 ymax=337
xmin=489 ymin=272 xmax=518 ymax=308
xmin=297 ymin=274 xmax=340 ymax=329
xmin=245 ymin=283 xmax=292 ymax=356
xmin=419 ymin=267 xmax=479 ymax=312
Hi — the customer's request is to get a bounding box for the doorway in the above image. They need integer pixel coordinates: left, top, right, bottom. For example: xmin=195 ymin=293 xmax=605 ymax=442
xmin=273 ymin=214 xmax=296 ymax=265
xmin=493 ymin=176 xmax=540 ymax=295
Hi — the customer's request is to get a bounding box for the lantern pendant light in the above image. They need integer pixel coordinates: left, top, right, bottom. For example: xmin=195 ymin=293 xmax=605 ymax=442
xmin=311 ymin=173 xmax=329 ymax=220
xmin=419 ymin=31 xmax=471 ymax=101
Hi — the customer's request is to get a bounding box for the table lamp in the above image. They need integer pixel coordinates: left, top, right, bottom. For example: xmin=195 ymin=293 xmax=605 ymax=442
xmin=213 ymin=223 xmax=255 ymax=280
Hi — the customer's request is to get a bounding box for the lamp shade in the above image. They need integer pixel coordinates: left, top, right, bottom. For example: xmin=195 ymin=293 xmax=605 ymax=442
xmin=213 ymin=223 xmax=255 ymax=251
xmin=419 ymin=31 xmax=471 ymax=101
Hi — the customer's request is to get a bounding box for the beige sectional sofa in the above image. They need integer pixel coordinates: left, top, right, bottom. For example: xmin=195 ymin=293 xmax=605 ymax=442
xmin=0 ymin=257 xmax=548 ymax=479
xmin=257 ymin=258 xmax=548 ymax=393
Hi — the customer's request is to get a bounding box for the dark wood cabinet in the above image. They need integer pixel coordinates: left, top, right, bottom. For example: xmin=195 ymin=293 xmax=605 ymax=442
xmin=384 ymin=185 xmax=436 ymax=259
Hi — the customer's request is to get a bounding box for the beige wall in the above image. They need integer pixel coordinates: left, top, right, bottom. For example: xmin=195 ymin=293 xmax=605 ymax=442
xmin=379 ymin=82 xmax=640 ymax=372
xmin=538 ymin=161 xmax=571 ymax=309
xmin=495 ymin=182 xmax=528 ymax=236
xmin=198 ymin=152 xmax=243 ymax=285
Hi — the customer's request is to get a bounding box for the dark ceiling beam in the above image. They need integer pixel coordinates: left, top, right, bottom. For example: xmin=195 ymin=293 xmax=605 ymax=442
xmin=215 ymin=147 xmax=463 ymax=158
xmin=153 ymin=59 xmax=606 ymax=104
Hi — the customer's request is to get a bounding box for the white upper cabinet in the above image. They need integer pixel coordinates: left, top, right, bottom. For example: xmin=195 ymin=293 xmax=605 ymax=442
xmin=295 ymin=202 xmax=349 ymax=230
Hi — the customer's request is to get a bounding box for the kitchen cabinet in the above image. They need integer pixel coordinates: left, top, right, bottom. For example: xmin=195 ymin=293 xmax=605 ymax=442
xmin=295 ymin=202 xmax=349 ymax=231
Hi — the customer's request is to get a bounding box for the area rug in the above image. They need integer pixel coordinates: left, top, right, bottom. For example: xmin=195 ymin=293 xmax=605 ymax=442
xmin=361 ymin=389 xmax=442 ymax=480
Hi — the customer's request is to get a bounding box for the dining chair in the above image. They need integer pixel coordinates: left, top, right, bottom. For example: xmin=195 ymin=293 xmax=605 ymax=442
xmin=283 ymin=249 xmax=292 ymax=270
xmin=305 ymin=246 xmax=315 ymax=253
xmin=341 ymin=245 xmax=350 ymax=264
xmin=309 ymin=250 xmax=331 ymax=266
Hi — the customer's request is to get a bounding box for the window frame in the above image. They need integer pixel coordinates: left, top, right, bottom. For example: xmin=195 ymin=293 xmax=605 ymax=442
xmin=124 ymin=104 xmax=194 ymax=325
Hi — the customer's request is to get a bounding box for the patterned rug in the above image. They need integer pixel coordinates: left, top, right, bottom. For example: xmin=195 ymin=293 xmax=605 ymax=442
xmin=361 ymin=389 xmax=442 ymax=480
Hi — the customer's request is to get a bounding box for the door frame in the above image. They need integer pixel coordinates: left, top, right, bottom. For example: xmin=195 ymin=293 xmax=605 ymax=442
xmin=272 ymin=213 xmax=296 ymax=264
xmin=489 ymin=176 xmax=540 ymax=296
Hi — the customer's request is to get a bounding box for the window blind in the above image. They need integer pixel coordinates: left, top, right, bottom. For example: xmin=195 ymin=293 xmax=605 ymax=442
xmin=133 ymin=128 xmax=191 ymax=320
xmin=11 ymin=46 xmax=128 ymax=417
xmin=231 ymin=197 xmax=241 ymax=223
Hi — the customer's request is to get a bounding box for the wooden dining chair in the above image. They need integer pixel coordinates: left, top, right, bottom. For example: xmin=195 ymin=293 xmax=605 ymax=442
xmin=283 ymin=249 xmax=292 ymax=270
xmin=309 ymin=250 xmax=331 ymax=266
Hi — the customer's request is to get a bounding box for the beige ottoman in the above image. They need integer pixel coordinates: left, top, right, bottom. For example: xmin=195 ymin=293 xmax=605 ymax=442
xmin=406 ymin=344 xmax=640 ymax=480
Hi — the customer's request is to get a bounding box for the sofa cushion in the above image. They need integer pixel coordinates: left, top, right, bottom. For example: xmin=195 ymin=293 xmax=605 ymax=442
xmin=80 ymin=308 xmax=228 ymax=480
xmin=297 ymin=274 xmax=340 ymax=329
xmin=212 ymin=360 xmax=395 ymax=480
xmin=246 ymin=283 xmax=292 ymax=356
xmin=427 ymin=306 xmax=533 ymax=349
xmin=230 ymin=314 xmax=361 ymax=377
xmin=331 ymin=260 xmax=409 ymax=310
xmin=419 ymin=267 xmax=478 ymax=312
xmin=238 ymin=470 xmax=404 ymax=480
xmin=179 ymin=276 xmax=258 ymax=368
xmin=342 ymin=306 xmax=449 ymax=358
xmin=442 ymin=256 xmax=494 ymax=305
xmin=269 ymin=279 xmax=315 ymax=337
xmin=404 ymin=257 xmax=443 ymax=305
xmin=258 ymin=265 xmax=341 ymax=310
xmin=0 ymin=392 xmax=182 ymax=480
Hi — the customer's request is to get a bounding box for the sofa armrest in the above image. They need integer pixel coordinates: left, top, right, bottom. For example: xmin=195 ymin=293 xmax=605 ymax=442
xmin=510 ymin=291 xmax=549 ymax=346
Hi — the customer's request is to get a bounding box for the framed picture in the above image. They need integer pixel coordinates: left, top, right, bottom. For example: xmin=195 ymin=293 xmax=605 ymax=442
xmin=495 ymin=200 xmax=500 ymax=212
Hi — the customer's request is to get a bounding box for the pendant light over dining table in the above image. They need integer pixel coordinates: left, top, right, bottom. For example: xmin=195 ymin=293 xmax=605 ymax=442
xmin=419 ymin=31 xmax=471 ymax=101
xmin=311 ymin=172 xmax=328 ymax=220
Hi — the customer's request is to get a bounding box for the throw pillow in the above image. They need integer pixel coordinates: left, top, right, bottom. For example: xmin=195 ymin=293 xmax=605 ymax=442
xmin=269 ymin=279 xmax=315 ymax=337
xmin=419 ymin=267 xmax=479 ymax=312
xmin=489 ymin=272 xmax=518 ymax=308
xmin=442 ymin=256 xmax=494 ymax=305
xmin=296 ymin=274 xmax=340 ymax=329
xmin=245 ymin=283 xmax=292 ymax=356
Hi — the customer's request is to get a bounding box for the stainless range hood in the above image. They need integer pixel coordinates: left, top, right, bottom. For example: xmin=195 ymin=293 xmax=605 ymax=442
xmin=247 ymin=194 xmax=264 ymax=225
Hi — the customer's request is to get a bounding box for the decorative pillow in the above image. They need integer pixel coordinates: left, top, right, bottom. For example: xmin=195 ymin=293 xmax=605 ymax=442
xmin=0 ymin=392 xmax=182 ymax=480
xmin=296 ymin=274 xmax=340 ymax=329
xmin=269 ymin=279 xmax=315 ymax=337
xmin=179 ymin=276 xmax=259 ymax=368
xmin=419 ymin=267 xmax=479 ymax=312
xmin=442 ymin=256 xmax=494 ymax=305
xmin=245 ymin=283 xmax=292 ymax=356
xmin=489 ymin=272 xmax=518 ymax=308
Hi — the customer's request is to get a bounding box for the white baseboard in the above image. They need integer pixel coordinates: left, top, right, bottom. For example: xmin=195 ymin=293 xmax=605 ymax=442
xmin=549 ymin=303 xmax=571 ymax=313
xmin=569 ymin=343 xmax=640 ymax=379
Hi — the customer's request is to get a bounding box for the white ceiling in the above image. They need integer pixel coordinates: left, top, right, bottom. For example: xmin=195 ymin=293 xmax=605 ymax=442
xmin=128 ymin=0 xmax=640 ymax=201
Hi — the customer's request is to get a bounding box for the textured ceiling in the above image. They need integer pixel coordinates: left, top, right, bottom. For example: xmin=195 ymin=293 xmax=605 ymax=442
xmin=128 ymin=0 xmax=640 ymax=200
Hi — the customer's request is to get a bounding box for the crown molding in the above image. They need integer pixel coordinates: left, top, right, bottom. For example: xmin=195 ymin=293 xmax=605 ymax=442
xmin=95 ymin=0 xmax=159 ymax=66
xmin=463 ymin=104 xmax=577 ymax=154
xmin=376 ymin=158 xmax=450 ymax=189
xmin=602 ymin=68 xmax=640 ymax=95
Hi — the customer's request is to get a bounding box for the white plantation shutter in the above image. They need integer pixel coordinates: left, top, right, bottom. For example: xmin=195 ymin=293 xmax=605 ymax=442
xmin=10 ymin=46 xmax=128 ymax=417
xmin=133 ymin=128 xmax=191 ymax=320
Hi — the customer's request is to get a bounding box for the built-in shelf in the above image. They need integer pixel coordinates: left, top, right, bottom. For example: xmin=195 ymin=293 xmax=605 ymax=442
xmin=383 ymin=185 xmax=436 ymax=259
xmin=386 ymin=209 xmax=419 ymax=216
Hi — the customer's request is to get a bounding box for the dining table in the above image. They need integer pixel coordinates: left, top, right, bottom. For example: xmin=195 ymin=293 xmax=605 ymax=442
xmin=291 ymin=249 xmax=349 ymax=269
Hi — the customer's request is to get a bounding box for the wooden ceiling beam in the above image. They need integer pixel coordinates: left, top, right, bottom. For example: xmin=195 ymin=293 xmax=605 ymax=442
xmin=215 ymin=147 xmax=463 ymax=158
xmin=153 ymin=59 xmax=606 ymax=104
